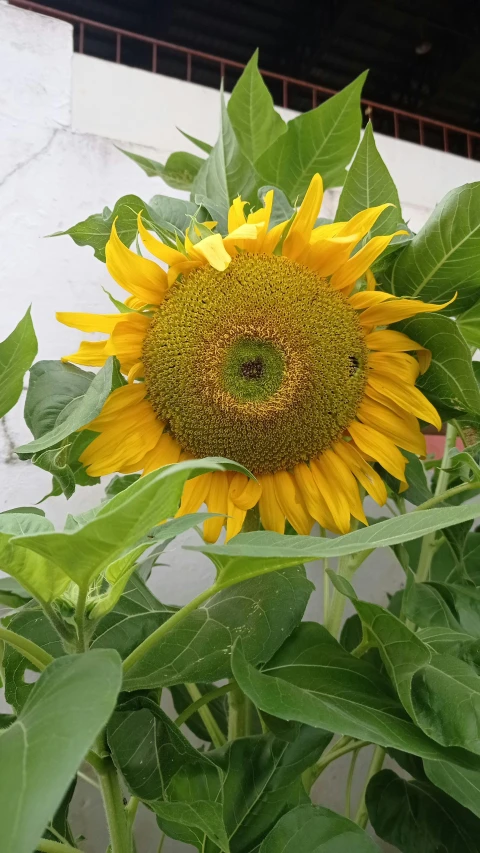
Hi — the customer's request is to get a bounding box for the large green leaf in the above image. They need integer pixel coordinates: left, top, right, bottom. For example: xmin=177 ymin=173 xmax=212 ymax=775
xmin=432 ymin=532 xmax=480 ymax=584
xmin=335 ymin=121 xmax=403 ymax=238
xmin=227 ymin=50 xmax=286 ymax=164
xmin=147 ymin=194 xmax=206 ymax=232
xmin=367 ymin=769 xmax=480 ymax=853
xmin=259 ymin=804 xmax=380 ymax=852
xmin=232 ymin=622 xmax=447 ymax=759
xmin=192 ymin=94 xmax=257 ymax=208
xmin=386 ymin=182 xmax=480 ymax=312
xmin=395 ymin=314 xmax=480 ymax=415
xmin=190 ymin=503 xmax=480 ymax=587
xmin=0 ymin=650 xmax=121 ymax=853
xmin=0 ymin=513 xmax=69 ymax=605
xmin=256 ymin=72 xmax=367 ymax=201
xmin=425 ymin=756 xmax=480 ymax=819
xmin=405 ymin=580 xmax=480 ymax=637
xmin=107 ymin=695 xmax=229 ymax=852
xmin=12 ymin=458 xmax=249 ymax=591
xmin=119 ymin=148 xmax=205 ymax=191
xmin=458 ymin=298 xmax=480 ymax=349
xmin=52 ymin=194 xmax=147 ymax=261
xmin=121 ymin=567 xmax=312 ymax=690
xmin=3 ymin=605 xmax=64 ymax=712
xmin=18 ymin=357 xmax=121 ymax=455
xmin=209 ymin=727 xmax=331 ymax=853
xmin=0 ymin=308 xmax=37 ymax=418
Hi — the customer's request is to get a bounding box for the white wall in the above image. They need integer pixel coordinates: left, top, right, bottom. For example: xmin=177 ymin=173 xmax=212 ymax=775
xmin=2 ymin=3 xmax=480 ymax=850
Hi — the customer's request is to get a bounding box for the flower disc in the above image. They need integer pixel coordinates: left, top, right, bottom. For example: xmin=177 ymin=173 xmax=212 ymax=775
xmin=142 ymin=253 xmax=368 ymax=473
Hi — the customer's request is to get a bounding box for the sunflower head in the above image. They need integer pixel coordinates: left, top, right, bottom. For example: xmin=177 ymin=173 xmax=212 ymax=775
xmin=58 ymin=174 xmax=451 ymax=543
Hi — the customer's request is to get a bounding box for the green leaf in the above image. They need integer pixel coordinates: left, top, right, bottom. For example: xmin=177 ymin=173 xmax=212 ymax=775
xmin=367 ymin=768 xmax=480 ymax=853
xmin=12 ymin=458 xmax=249 ymax=591
xmin=458 ymin=298 xmax=480 ymax=348
xmin=194 ymin=194 xmax=229 ymax=235
xmin=52 ymin=194 xmax=147 ymax=261
xmin=192 ymin=94 xmax=258 ymax=208
xmin=433 ymin=532 xmax=480 ymax=584
xmin=147 ymin=194 xmax=207 ymax=233
xmin=3 ymin=605 xmax=64 ymax=712
xmin=395 ymin=314 xmax=480 ymax=415
xmin=326 ymin=568 xmax=357 ymax=600
xmin=89 ymin=542 xmax=152 ymax=621
xmin=0 ymin=308 xmax=37 ymax=418
xmin=387 ymin=182 xmax=480 ymax=312
xmin=178 ymin=128 xmax=213 ymax=155
xmin=18 ymin=358 xmax=121 ymax=455
xmin=406 ymin=580 xmax=480 ymax=637
xmin=259 ymin=804 xmax=380 ymax=852
xmin=0 ymin=649 xmax=121 ymax=853
xmin=0 ymin=577 xmax=31 ymax=609
xmin=170 ymin=683 xmax=228 ymax=743
xmin=121 ymin=566 xmax=313 ymax=690
xmin=120 ymin=148 xmax=205 ymax=191
xmin=256 ymin=71 xmax=367 ymax=202
xmin=425 ymin=756 xmax=480 ymax=819
xmin=227 ymin=50 xmax=286 ymax=164
xmin=107 ymin=695 xmax=229 ymax=852
xmin=336 ymin=122 xmax=404 ymax=238
xmin=258 ymin=184 xmax=294 ymax=226
xmin=212 ymin=727 xmax=331 ymax=852
xmin=0 ymin=513 xmax=69 ymax=605
xmin=190 ymin=503 xmax=480 ymax=586
xmin=232 ymin=622 xmax=447 ymax=759
xmin=383 ymin=451 xmax=432 ymax=506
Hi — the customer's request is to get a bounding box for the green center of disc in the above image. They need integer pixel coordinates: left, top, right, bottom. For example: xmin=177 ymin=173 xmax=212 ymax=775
xmin=222 ymin=338 xmax=285 ymax=402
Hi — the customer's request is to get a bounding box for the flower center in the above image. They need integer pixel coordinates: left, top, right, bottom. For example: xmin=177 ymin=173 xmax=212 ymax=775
xmin=142 ymin=253 xmax=368 ymax=474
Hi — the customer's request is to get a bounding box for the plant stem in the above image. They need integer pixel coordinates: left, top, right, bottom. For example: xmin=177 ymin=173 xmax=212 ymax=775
xmin=354 ymin=745 xmax=385 ymax=829
xmin=157 ymin=833 xmax=166 ymax=853
xmin=36 ymin=841 xmax=80 ymax=853
xmin=183 ymin=682 xmax=227 ymax=747
xmin=0 ymin=625 xmax=53 ymax=670
xmin=228 ymin=684 xmax=251 ymax=739
xmin=416 ymin=422 xmax=457 ymax=584
xmin=77 ymin=769 xmax=101 ymax=790
xmin=85 ymin=748 xmax=109 ymax=776
xmin=42 ymin=602 xmax=74 ymax=645
xmin=324 ymin=548 xmax=371 ymax=638
xmin=98 ymin=758 xmax=130 ymax=853
xmin=415 ymin=480 xmax=480 ymax=511
xmin=345 ymin=747 xmax=361 ymax=819
xmin=74 ymin=586 xmax=89 ymax=653
xmin=304 ymin=737 xmax=370 ymax=791
xmin=122 ymin=585 xmax=217 ymax=673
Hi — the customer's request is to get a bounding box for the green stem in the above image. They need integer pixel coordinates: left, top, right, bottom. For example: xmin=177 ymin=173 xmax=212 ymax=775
xmin=354 ymin=746 xmax=385 ymax=829
xmin=85 ymin=748 xmax=109 ymax=776
xmin=122 ymin=585 xmax=217 ymax=673
xmin=157 ymin=833 xmax=166 ymax=853
xmin=415 ymin=480 xmax=480 ymax=512
xmin=324 ymin=548 xmax=371 ymax=638
xmin=0 ymin=625 xmax=53 ymax=670
xmin=74 ymin=586 xmax=89 ymax=653
xmin=42 ymin=602 xmax=74 ymax=645
xmin=228 ymin=685 xmax=251 ymax=739
xmin=98 ymin=758 xmax=130 ymax=853
xmin=304 ymin=737 xmax=370 ymax=791
xmin=345 ymin=747 xmax=361 ymax=819
xmin=183 ymin=683 xmax=227 ymax=747
xmin=36 ymin=841 xmax=80 ymax=853
xmin=126 ymin=795 xmax=140 ymax=848
xmin=416 ymin=422 xmax=457 ymax=584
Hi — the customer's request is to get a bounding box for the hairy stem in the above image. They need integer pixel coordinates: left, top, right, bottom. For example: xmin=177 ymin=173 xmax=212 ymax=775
xmin=417 ymin=422 xmax=457 ymax=583
xmin=183 ymin=682 xmax=227 ymax=747
xmin=415 ymin=480 xmax=480 ymax=512
xmin=98 ymin=757 xmax=130 ymax=853
xmin=345 ymin=747 xmax=361 ymax=819
xmin=304 ymin=737 xmax=370 ymax=792
xmin=354 ymin=745 xmax=385 ymax=829
xmin=228 ymin=685 xmax=252 ymax=739
xmin=0 ymin=625 xmax=53 ymax=670
xmin=74 ymin=586 xmax=89 ymax=653
xmin=122 ymin=585 xmax=217 ymax=673
xmin=36 ymin=841 xmax=80 ymax=853
xmin=324 ymin=549 xmax=371 ymax=638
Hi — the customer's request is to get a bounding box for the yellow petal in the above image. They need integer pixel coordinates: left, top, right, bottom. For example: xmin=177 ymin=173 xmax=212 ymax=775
xmin=190 ymin=233 xmax=232 ymax=271
xmin=228 ymin=197 xmax=248 ymax=232
xmin=310 ymin=456 xmax=351 ymax=535
xmin=106 ymin=220 xmax=168 ymax=304
xmin=349 ymin=291 xmax=393 ymax=310
xmin=365 ymin=269 xmax=377 ymax=290
xmin=141 ymin=433 xmax=181 ymax=475
xmin=56 ymin=312 xmax=130 ymax=334
xmin=293 ymin=463 xmax=340 ymax=532
xmin=337 ymin=204 xmax=394 ymax=239
xmin=368 ymin=372 xmax=441 ymax=429
xmin=330 ymin=231 xmax=407 ymax=291
xmin=366 ymin=329 xmax=428 ymax=356
xmin=137 ymin=214 xmax=186 ymax=266
xmin=105 ymin=313 xmax=151 ymax=373
xmin=249 ymin=189 xmax=274 ymax=246
xmin=225 ymin=500 xmax=246 ymax=542
xmin=258 ymin=473 xmax=285 ymax=534
xmin=347 ymin=421 xmax=407 ymax=481
xmin=204 ymin=471 xmax=229 ymax=542
xmin=333 ymin=440 xmax=387 ymax=506
xmin=228 ymin=473 xmax=262 ymax=511
xmin=322 ymin=449 xmax=367 ymax=525
xmin=299 ymin=234 xmax=361 ymax=277
xmin=359 ymin=295 xmax=455 ymax=327
xmin=273 ymin=470 xmax=313 ymax=535
xmin=127 ymin=361 xmax=145 ymax=383
xmin=309 ymin=221 xmax=347 ymax=242
xmin=62 ymin=340 xmax=109 ymax=367
xmin=369 ymin=352 xmax=420 ymax=384
xmin=176 ymin=472 xmax=212 ymax=516
xmin=261 ymin=220 xmax=289 ymax=254
xmin=283 ymin=173 xmax=324 ymax=260
xmin=357 ymin=398 xmax=426 ymax=456
xmin=222 ymin=224 xmax=262 ymax=255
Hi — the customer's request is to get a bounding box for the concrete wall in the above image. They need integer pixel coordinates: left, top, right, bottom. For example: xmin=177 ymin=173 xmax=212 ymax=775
xmin=2 ymin=3 xmax=480 ymax=850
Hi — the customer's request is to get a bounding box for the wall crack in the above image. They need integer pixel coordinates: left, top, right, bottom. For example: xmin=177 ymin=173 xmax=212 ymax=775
xmin=0 ymin=128 xmax=59 ymax=189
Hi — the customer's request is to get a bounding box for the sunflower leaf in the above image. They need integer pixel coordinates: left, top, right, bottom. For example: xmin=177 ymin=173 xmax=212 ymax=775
xmin=0 ymin=513 xmax=69 ymax=606
xmin=227 ymin=49 xmax=287 ymax=164
xmin=457 ymin=297 xmax=480 ymax=349
xmin=0 ymin=308 xmax=37 ymax=419
xmin=256 ymin=71 xmax=367 ymax=202
xmin=52 ymin=194 xmax=147 ymax=261
xmin=385 ymin=182 xmax=480 ymax=312
xmin=336 ymin=121 xmax=405 ymax=239
xmin=260 ymin=804 xmax=380 ymax=852
xmin=177 ymin=129 xmax=213 ymax=155
xmin=395 ymin=314 xmax=480 ymax=415
xmin=119 ymin=148 xmax=205 ymax=191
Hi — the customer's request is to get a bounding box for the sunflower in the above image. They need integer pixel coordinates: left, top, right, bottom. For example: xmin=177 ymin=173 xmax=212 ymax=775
xmin=58 ymin=174 xmax=451 ymax=542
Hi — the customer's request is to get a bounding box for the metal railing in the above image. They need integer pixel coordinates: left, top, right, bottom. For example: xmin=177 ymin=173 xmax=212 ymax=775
xmin=10 ymin=0 xmax=480 ymax=160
